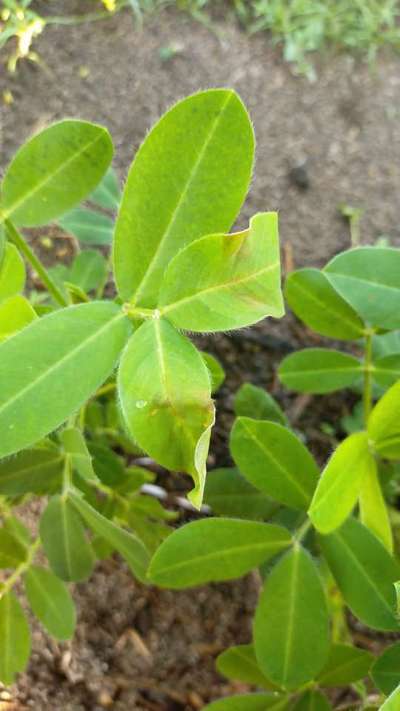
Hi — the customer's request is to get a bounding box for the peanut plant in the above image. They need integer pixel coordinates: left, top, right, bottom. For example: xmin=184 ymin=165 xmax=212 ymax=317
xmin=0 ymin=89 xmax=399 ymax=710
xmin=152 ymin=247 xmax=400 ymax=709
xmin=0 ymin=89 xmax=283 ymax=685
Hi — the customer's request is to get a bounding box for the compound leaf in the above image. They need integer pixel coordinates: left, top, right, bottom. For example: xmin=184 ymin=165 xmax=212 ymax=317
xmin=254 ymin=545 xmax=330 ymax=690
xmin=0 ymin=301 xmax=131 ymax=459
xmin=159 ymin=212 xmax=284 ymax=331
xmin=113 ymin=89 xmax=254 ymax=306
xmin=118 ymin=318 xmax=214 ymax=508
xmin=1 ymin=120 xmax=113 ymax=227
xmin=148 ymin=518 xmax=292 ymax=588
xmin=230 ymin=418 xmax=318 ymax=510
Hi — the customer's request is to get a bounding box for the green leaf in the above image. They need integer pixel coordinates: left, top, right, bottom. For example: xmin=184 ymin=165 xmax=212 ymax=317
xmin=0 ymin=294 xmax=37 ymax=342
xmin=24 ymin=565 xmax=76 ymax=640
xmin=0 ymin=592 xmax=31 ymax=685
xmin=371 ymin=641 xmax=400 ymax=696
xmin=148 ymin=518 xmax=292 ymax=588
xmin=380 ymin=684 xmax=400 ymax=710
xmin=319 ymin=517 xmax=400 ymax=631
xmin=68 ymin=250 xmax=108 ymax=293
xmin=40 ymin=495 xmax=94 ymax=582
xmin=0 ymin=226 xmax=5 ymax=267
xmin=285 ymin=268 xmax=364 ymax=340
xmin=201 ymin=352 xmax=225 ymax=393
xmin=70 ymin=491 xmax=150 ymax=583
xmin=216 ymin=644 xmax=278 ymax=690
xmin=317 ymin=644 xmax=373 ymax=687
xmin=0 ymin=243 xmax=25 ymax=303
xmin=61 ymin=428 xmax=97 ymax=482
xmin=3 ymin=516 xmax=31 ymax=549
xmin=278 ymin=349 xmax=362 ymax=394
xmin=292 ymin=691 xmax=332 ymax=711
xmin=113 ymin=88 xmax=254 ymax=307
xmin=0 ymin=528 xmax=27 ymax=568
xmin=0 ymin=448 xmax=63 ymax=496
xmin=118 ymin=318 xmax=214 ymax=508
xmin=372 ymin=331 xmax=400 ymax=359
xmin=1 ymin=120 xmax=113 ymax=227
xmin=159 ymin=212 xmax=284 ymax=331
xmin=324 ymin=247 xmax=400 ymax=330
xmin=89 ymin=166 xmax=120 ymax=210
xmin=254 ymin=545 xmax=330 ymax=690
xmin=0 ymin=301 xmax=131 ymax=458
xmin=308 ymin=432 xmax=373 ymax=534
xmin=59 ymin=207 xmax=114 ymax=245
xmin=360 ymin=461 xmax=393 ymax=552
xmin=230 ymin=418 xmax=318 ymax=510
xmin=87 ymin=442 xmax=125 ymax=487
xmin=203 ymin=694 xmax=289 ymax=711
xmin=373 ymin=354 xmax=400 ymax=389
xmin=204 ymin=467 xmax=277 ymax=520
xmin=234 ymin=383 xmax=288 ymax=426
xmin=368 ymin=381 xmax=400 ymax=459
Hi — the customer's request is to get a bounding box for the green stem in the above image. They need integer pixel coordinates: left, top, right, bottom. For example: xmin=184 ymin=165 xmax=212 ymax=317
xmin=363 ymin=330 xmax=374 ymax=425
xmin=295 ymin=517 xmax=312 ymax=543
xmin=62 ymin=454 xmax=72 ymax=497
xmin=5 ymin=220 xmax=68 ymax=308
xmin=0 ymin=538 xmax=40 ymax=598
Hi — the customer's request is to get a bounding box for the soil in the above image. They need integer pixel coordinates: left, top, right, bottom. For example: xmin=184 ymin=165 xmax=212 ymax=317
xmin=1 ymin=2 xmax=400 ymax=709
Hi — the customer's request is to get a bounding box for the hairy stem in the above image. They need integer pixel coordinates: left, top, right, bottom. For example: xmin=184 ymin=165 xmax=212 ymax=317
xmin=5 ymin=220 xmax=68 ymax=308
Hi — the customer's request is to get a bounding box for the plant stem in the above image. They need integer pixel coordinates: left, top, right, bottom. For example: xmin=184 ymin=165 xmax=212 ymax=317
xmin=295 ymin=517 xmax=312 ymax=543
xmin=5 ymin=219 xmax=68 ymax=308
xmin=363 ymin=330 xmax=374 ymax=425
xmin=0 ymin=538 xmax=40 ymax=599
xmin=62 ymin=454 xmax=72 ymax=497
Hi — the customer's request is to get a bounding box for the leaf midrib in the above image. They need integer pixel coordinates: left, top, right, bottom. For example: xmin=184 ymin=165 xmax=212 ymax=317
xmin=151 ymin=537 xmax=290 ymax=578
xmin=238 ymin=419 xmax=311 ymax=506
xmin=0 ymin=310 xmax=125 ymax=422
xmin=333 ymin=529 xmax=398 ymax=622
xmin=161 ymin=261 xmax=279 ymax=315
xmin=281 ymin=549 xmax=300 ymax=687
xmin=132 ymin=92 xmax=233 ymax=304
